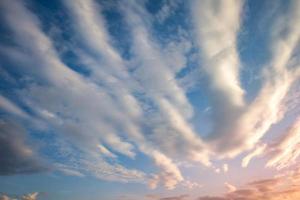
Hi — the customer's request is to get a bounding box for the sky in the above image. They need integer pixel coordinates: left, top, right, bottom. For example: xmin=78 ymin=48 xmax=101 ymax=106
xmin=0 ymin=0 xmax=300 ymax=199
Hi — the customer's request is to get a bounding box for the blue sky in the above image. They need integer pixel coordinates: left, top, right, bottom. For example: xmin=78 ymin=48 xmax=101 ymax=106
xmin=0 ymin=0 xmax=300 ymax=200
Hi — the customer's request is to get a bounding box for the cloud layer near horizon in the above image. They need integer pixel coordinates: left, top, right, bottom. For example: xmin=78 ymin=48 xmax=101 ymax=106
xmin=145 ymin=167 xmax=300 ymax=200
xmin=0 ymin=0 xmax=299 ymax=192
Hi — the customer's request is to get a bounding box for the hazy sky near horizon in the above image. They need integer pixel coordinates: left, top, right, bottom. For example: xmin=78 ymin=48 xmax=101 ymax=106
xmin=0 ymin=0 xmax=300 ymax=199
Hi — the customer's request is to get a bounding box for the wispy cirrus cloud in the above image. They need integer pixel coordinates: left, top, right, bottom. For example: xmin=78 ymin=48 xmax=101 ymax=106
xmin=0 ymin=0 xmax=146 ymax=184
xmin=242 ymin=116 xmax=300 ymax=170
xmin=266 ymin=117 xmax=300 ymax=169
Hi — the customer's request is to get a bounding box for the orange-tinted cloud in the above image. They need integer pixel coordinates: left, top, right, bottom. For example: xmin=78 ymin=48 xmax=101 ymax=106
xmin=199 ymin=168 xmax=300 ymax=200
xmin=147 ymin=167 xmax=300 ymax=200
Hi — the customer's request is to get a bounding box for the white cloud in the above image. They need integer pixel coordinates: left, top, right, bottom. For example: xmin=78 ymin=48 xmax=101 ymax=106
xmin=191 ymin=0 xmax=247 ymax=155
xmin=192 ymin=0 xmax=245 ymax=107
xmin=1 ymin=0 xmax=196 ymax=189
xmin=222 ymin=164 xmax=229 ymax=173
xmin=266 ymin=117 xmax=300 ymax=169
xmin=55 ymin=163 xmax=85 ymax=177
xmin=242 ymin=144 xmax=267 ymax=168
xmin=1 ymin=0 xmax=300 ymax=192
xmin=0 ymin=0 xmax=146 ymax=184
xmin=0 ymin=95 xmax=28 ymax=119
xmin=192 ymin=0 xmax=300 ymax=160
xmin=155 ymin=0 xmax=180 ymax=23
xmin=97 ymin=144 xmax=117 ymax=158
xmin=64 ymin=0 xmax=125 ymax=75
xmin=0 ymin=193 xmax=39 ymax=200
xmin=21 ymin=193 xmax=39 ymax=200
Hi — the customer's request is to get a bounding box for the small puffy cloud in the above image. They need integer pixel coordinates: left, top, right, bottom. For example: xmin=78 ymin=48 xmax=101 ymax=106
xmin=181 ymin=180 xmax=203 ymax=190
xmin=21 ymin=193 xmax=39 ymax=200
xmin=0 ymin=192 xmax=39 ymax=200
xmin=0 ymin=195 xmax=11 ymax=200
xmin=222 ymin=164 xmax=229 ymax=173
